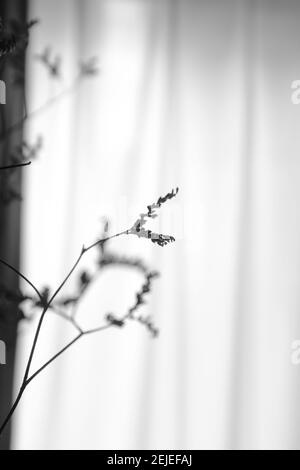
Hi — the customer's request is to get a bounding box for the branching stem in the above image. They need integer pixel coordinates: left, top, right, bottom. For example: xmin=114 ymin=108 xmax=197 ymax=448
xmin=0 ymin=188 xmax=177 ymax=439
xmin=0 ymin=229 xmax=128 ymax=438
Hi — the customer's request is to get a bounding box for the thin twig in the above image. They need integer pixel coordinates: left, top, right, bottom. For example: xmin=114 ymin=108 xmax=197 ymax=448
xmin=0 ymin=188 xmax=178 ymax=438
xmin=0 ymin=161 xmax=31 ymax=170
xmin=26 ymin=268 xmax=154 ymax=383
xmin=26 ymin=333 xmax=83 ymax=385
xmin=0 ymin=77 xmax=81 ymax=143
xmin=0 ymin=257 xmax=42 ymax=301
xmin=49 ymin=306 xmax=83 ymax=333
xmin=0 ymin=384 xmax=25 ymax=436
xmin=0 ymin=229 xmax=128 ymax=437
xmin=23 ymin=231 xmax=126 ymax=383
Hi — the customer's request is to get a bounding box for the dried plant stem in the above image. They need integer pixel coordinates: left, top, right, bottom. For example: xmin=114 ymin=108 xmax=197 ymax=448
xmin=0 ymin=187 xmax=178 ymax=438
xmin=0 ymin=229 xmax=127 ymax=437
xmin=26 ymin=333 xmax=83 ymax=384
xmin=0 ymin=385 xmax=25 ymax=438
xmin=0 ymin=257 xmax=42 ymax=301
xmin=50 ymin=307 xmax=82 ymax=332
xmin=0 ymin=79 xmax=82 ymax=171
xmin=0 ymin=161 xmax=31 ymax=170
xmin=0 ymin=77 xmax=81 ymax=144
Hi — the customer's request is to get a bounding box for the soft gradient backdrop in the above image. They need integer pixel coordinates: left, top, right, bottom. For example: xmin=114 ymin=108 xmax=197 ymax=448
xmin=10 ymin=0 xmax=300 ymax=449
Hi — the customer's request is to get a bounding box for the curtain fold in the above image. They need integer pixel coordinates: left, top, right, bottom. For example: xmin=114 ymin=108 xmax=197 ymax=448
xmin=11 ymin=0 xmax=300 ymax=449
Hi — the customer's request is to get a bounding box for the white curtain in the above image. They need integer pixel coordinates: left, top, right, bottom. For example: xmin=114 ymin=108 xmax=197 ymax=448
xmin=11 ymin=0 xmax=300 ymax=449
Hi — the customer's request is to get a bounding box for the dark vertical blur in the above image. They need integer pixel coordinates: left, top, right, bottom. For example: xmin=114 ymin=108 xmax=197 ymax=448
xmin=0 ymin=0 xmax=27 ymax=450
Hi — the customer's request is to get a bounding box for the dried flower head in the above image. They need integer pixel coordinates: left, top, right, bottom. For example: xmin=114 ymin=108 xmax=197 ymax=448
xmin=127 ymin=188 xmax=179 ymax=246
xmin=35 ymin=47 xmax=61 ymax=78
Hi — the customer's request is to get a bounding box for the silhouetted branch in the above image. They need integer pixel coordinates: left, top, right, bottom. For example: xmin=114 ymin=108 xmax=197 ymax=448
xmin=0 ymin=161 xmax=31 ymax=170
xmin=1 ymin=7 xmax=177 ymax=444
xmin=0 ymin=189 xmax=179 ymax=437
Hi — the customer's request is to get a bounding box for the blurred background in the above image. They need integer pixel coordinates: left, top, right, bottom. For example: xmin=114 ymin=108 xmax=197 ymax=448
xmin=1 ymin=0 xmax=300 ymax=450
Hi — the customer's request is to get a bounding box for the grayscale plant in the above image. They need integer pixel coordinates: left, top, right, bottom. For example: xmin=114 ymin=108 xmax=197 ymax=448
xmin=0 ymin=16 xmax=178 ymax=438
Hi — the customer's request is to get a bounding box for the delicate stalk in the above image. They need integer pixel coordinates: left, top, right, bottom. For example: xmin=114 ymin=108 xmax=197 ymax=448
xmin=0 ymin=229 xmax=128 ymax=437
xmin=0 ymin=161 xmax=31 ymax=170
xmin=26 ymin=333 xmax=83 ymax=385
xmin=0 ymin=384 xmax=25 ymax=436
xmin=0 ymin=258 xmax=42 ymax=301
xmin=0 ymin=78 xmax=81 ymax=143
xmin=0 ymin=188 xmax=178 ymax=438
